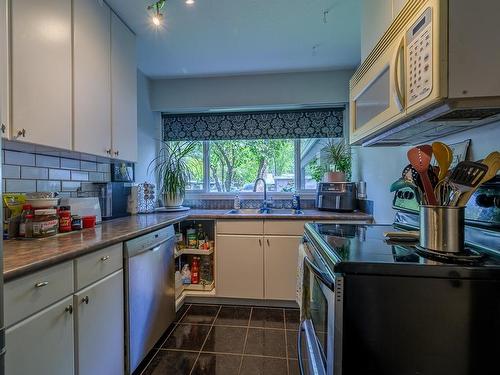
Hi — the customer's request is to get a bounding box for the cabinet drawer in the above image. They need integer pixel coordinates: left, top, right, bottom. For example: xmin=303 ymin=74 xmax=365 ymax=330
xmin=264 ymin=220 xmax=309 ymax=236
xmin=217 ymin=220 xmax=263 ymax=235
xmin=5 ymin=261 xmax=74 ymax=327
xmin=75 ymin=243 xmax=123 ymax=290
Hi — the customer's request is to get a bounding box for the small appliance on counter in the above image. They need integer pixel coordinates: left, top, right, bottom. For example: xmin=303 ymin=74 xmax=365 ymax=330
xmin=316 ymin=182 xmax=358 ymax=212
xmin=136 ymin=182 xmax=156 ymax=214
xmin=96 ymin=182 xmax=131 ymax=221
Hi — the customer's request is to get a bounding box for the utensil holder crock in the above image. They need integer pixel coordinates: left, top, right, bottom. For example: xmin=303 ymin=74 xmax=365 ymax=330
xmin=419 ymin=205 xmax=465 ymax=253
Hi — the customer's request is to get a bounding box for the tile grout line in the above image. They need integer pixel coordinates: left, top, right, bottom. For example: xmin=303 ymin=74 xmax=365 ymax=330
xmin=188 ymin=305 xmax=222 ymax=375
xmin=284 ymin=308 xmax=290 ymax=375
xmin=140 ymin=304 xmax=193 ymax=375
xmin=161 ymin=348 xmax=289 ymax=360
xmin=237 ymin=307 xmax=253 ymax=375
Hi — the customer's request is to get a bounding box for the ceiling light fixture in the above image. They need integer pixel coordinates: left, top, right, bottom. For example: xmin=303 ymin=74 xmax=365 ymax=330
xmin=147 ymin=0 xmax=166 ymax=27
xmin=185 ymin=0 xmax=195 ymax=5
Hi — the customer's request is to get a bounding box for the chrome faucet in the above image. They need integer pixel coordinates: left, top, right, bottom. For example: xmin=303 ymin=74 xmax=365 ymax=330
xmin=254 ymin=178 xmax=271 ymax=213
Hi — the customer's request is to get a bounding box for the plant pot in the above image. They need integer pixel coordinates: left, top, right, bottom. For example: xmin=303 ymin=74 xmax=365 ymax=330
xmin=163 ymin=192 xmax=184 ymax=208
xmin=323 ymin=171 xmax=346 ymax=182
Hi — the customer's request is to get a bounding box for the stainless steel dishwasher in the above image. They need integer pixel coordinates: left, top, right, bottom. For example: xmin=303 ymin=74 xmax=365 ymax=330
xmin=124 ymin=225 xmax=176 ymax=374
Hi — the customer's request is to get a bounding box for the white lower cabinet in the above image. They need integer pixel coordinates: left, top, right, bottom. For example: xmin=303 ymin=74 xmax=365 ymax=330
xmin=75 ymin=270 xmax=124 ymax=375
xmin=6 ymin=296 xmax=75 ymax=375
xmin=216 ymin=235 xmax=264 ymax=299
xmin=264 ymin=236 xmax=302 ymax=300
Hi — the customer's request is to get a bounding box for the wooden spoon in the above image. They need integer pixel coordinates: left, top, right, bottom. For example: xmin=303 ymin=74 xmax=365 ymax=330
xmin=432 ymin=142 xmax=453 ymax=181
xmin=407 ymin=145 xmax=438 ymax=205
xmin=457 ymin=151 xmax=500 ymax=206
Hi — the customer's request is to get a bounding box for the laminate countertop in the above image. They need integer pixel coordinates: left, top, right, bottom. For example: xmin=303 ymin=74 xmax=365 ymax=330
xmin=3 ymin=209 xmax=372 ymax=281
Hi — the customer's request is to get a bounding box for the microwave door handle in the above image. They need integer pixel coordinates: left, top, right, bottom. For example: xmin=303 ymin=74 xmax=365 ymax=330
xmin=304 ymin=256 xmax=335 ymax=291
xmin=392 ymin=36 xmax=405 ymax=111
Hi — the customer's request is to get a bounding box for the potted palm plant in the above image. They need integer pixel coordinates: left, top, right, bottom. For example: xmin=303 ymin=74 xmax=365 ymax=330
xmin=149 ymin=141 xmax=197 ymax=208
xmin=323 ymin=139 xmax=351 ymax=182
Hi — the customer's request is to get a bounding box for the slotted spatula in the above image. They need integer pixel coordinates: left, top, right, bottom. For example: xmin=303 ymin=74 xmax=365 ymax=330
xmin=457 ymin=152 xmax=500 ymax=206
xmin=448 ymin=161 xmax=488 ymax=206
xmin=407 ymin=145 xmax=438 ymax=205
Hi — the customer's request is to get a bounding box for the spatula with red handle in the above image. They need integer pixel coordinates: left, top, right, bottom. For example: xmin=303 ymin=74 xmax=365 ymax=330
xmin=407 ymin=145 xmax=438 ymax=205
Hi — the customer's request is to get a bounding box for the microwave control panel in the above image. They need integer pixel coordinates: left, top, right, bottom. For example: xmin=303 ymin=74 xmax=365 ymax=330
xmin=406 ymin=7 xmax=433 ymax=107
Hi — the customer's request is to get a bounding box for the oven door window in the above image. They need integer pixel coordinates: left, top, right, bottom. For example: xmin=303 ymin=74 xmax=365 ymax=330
xmin=309 ymin=275 xmax=329 ymax=360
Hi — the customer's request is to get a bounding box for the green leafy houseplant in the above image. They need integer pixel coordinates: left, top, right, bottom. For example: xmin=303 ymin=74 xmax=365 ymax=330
xmin=149 ymin=141 xmax=197 ymax=207
xmin=324 ymin=139 xmax=352 ymax=182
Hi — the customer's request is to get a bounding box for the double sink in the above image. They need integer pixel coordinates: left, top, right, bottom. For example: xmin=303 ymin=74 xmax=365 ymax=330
xmin=226 ymin=208 xmax=304 ymax=215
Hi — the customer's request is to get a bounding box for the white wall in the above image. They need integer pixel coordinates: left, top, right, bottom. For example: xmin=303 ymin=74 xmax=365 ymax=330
xmin=135 ymin=70 xmax=161 ymax=183
xmin=150 ymin=70 xmax=354 ymax=112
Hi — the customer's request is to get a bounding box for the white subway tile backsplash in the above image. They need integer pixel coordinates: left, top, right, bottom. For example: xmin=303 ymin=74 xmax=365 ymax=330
xmin=88 ymin=172 xmax=104 ymax=182
xmin=3 ymin=165 xmax=20 ymax=179
xmin=6 ymin=179 xmax=36 ymax=193
xmin=80 ymin=161 xmax=97 ymax=172
xmin=97 ymin=163 xmax=110 ymax=173
xmin=61 ymin=158 xmax=80 ymax=170
xmin=49 ymin=169 xmax=71 ymax=180
xmin=71 ymin=171 xmax=89 ymax=181
xmin=36 ymin=180 xmax=61 ymax=192
xmin=21 ymin=166 xmax=48 ymax=179
xmin=61 ymin=181 xmax=81 ymax=192
xmin=35 ymin=154 xmax=60 ymax=168
xmin=5 ymin=150 xmax=35 ymax=166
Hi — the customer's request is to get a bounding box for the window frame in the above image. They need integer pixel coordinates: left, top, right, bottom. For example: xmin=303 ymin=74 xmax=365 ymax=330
xmin=182 ymin=139 xmax=321 ymax=199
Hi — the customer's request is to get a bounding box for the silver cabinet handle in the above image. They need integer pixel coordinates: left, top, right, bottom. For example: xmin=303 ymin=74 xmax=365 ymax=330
xmin=106 ymin=149 xmax=112 ymax=155
xmin=259 ymin=239 xmax=262 ymax=246
xmin=35 ymin=281 xmax=49 ymax=288
xmin=65 ymin=305 xmax=73 ymax=314
xmin=266 ymin=239 xmax=270 ymax=246
xmin=1 ymin=123 xmax=5 ymax=133
xmin=114 ymin=150 xmax=119 ymax=157
xmin=82 ymin=296 xmax=89 ymax=304
xmin=15 ymin=129 xmax=25 ymax=139
xmin=100 ymin=255 xmax=110 ymax=262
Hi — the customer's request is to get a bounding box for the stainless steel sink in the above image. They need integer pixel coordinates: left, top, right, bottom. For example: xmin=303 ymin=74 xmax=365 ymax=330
xmin=226 ymin=208 xmax=303 ymax=215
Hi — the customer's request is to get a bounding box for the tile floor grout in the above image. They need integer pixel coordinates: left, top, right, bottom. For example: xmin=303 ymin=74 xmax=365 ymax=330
xmin=188 ymin=305 xmax=222 ymax=375
xmin=140 ymin=304 xmax=300 ymax=375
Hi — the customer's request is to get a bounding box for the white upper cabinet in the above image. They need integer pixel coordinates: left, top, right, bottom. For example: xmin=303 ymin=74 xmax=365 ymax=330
xmin=0 ymin=0 xmax=9 ymax=139
xmin=10 ymin=0 xmax=72 ymax=149
xmin=111 ymin=13 xmax=137 ymax=162
xmin=74 ymin=0 xmax=112 ymax=157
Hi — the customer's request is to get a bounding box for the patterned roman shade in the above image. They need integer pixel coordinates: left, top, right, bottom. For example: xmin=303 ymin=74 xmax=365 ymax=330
xmin=162 ymin=107 xmax=344 ymax=141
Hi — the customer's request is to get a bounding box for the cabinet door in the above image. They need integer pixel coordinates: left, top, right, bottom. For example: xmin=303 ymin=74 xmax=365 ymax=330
xmin=11 ymin=0 xmax=72 ymax=148
xmin=111 ymin=13 xmax=137 ymax=162
xmin=264 ymin=236 xmax=302 ymax=301
xmin=74 ymin=0 xmax=111 ymax=157
xmin=216 ymin=235 xmax=264 ymax=299
xmin=6 ymin=296 xmax=74 ymax=375
xmin=0 ymin=0 xmax=9 ymax=139
xmin=75 ymin=270 xmax=124 ymax=375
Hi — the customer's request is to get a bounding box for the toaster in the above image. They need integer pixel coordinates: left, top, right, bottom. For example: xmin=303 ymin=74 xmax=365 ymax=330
xmin=316 ymin=182 xmax=358 ymax=212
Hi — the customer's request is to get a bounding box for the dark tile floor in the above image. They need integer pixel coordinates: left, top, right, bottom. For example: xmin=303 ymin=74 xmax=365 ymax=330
xmin=137 ymin=304 xmax=301 ymax=375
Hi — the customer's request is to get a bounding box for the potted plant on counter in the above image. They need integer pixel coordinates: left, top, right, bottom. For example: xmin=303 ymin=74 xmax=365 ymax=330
xmin=149 ymin=141 xmax=197 ymax=208
xmin=323 ymin=139 xmax=351 ymax=182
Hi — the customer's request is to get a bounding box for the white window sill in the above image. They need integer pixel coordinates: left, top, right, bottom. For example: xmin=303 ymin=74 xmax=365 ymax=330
xmin=185 ymin=192 xmax=317 ymax=200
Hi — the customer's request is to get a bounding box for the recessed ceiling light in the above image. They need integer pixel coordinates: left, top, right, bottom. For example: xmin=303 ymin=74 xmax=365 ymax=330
xmin=186 ymin=0 xmax=195 ymax=5
xmin=152 ymin=14 xmax=162 ymax=26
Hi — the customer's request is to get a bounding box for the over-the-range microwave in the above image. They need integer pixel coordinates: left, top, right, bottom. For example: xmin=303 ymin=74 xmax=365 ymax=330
xmin=349 ymin=0 xmax=500 ymax=146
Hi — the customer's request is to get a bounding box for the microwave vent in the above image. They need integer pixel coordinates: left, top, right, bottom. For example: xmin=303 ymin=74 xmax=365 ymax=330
xmin=430 ymin=108 xmax=500 ymax=122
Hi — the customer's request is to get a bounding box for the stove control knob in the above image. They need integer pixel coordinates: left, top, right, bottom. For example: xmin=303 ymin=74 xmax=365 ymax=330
xmin=475 ymin=194 xmax=494 ymax=207
xmin=403 ymin=191 xmax=414 ymax=200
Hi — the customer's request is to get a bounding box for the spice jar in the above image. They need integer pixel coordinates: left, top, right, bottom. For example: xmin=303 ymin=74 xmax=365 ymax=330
xmin=59 ymin=210 xmax=72 ymax=233
xmin=71 ymin=215 xmax=83 ymax=231
xmin=32 ymin=209 xmax=59 ymax=238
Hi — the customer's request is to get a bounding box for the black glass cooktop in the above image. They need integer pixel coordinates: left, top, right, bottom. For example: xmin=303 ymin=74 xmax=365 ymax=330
xmin=304 ymin=223 xmax=500 ymax=278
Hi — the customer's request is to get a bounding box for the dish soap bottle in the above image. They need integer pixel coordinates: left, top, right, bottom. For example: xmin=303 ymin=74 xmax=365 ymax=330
xmin=234 ymin=194 xmax=240 ymax=210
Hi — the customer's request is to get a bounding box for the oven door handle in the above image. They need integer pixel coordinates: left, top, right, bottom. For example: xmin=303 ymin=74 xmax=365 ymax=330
xmin=304 ymin=256 xmax=335 ymax=291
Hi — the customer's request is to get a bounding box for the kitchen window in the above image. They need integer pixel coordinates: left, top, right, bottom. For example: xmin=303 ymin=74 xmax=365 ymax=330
xmin=162 ymin=107 xmax=346 ymax=195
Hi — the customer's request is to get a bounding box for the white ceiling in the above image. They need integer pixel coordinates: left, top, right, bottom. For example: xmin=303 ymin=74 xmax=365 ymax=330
xmin=106 ymin=0 xmax=361 ymax=78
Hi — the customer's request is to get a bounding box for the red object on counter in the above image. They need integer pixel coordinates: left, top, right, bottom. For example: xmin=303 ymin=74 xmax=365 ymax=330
xmin=59 ymin=211 xmax=72 ymax=232
xmin=191 ymin=257 xmax=200 ymax=284
xmin=82 ymin=215 xmax=96 ymax=229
